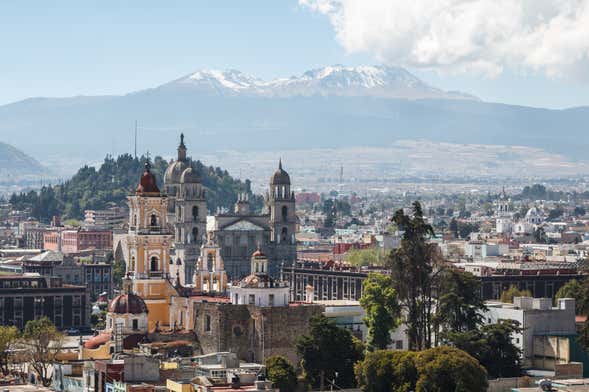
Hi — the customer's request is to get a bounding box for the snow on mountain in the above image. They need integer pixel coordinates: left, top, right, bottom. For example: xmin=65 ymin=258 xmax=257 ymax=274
xmin=162 ymin=65 xmax=478 ymax=100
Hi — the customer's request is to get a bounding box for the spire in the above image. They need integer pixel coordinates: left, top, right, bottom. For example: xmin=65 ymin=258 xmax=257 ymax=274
xmin=144 ymin=161 xmax=151 ymax=173
xmin=278 ymin=158 xmax=283 ymax=171
xmin=178 ymin=133 xmax=187 ymax=161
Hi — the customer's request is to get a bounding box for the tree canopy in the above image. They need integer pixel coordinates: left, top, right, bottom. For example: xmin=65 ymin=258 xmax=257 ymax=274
xmin=265 ymin=356 xmax=297 ymax=392
xmin=435 ymin=269 xmax=486 ymax=339
xmin=447 ymin=320 xmax=522 ymax=379
xmin=22 ymin=317 xmax=64 ymax=387
xmin=10 ymin=154 xmax=263 ymax=222
xmin=296 ymin=315 xmax=363 ymax=390
xmin=386 ymin=201 xmax=439 ymax=350
xmin=355 ymin=347 xmax=488 ymax=392
xmin=360 ymin=273 xmax=401 ymax=350
xmin=499 ymin=285 xmax=532 ymax=303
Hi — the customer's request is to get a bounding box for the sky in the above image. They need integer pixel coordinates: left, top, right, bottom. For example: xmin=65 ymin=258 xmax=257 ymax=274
xmin=1 ymin=1 xmax=589 ymax=109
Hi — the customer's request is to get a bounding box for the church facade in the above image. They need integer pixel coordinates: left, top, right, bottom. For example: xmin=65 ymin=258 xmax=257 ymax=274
xmin=164 ymin=135 xmax=297 ymax=283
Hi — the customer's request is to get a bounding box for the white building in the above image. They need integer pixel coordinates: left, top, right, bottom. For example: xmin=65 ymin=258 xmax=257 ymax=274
xmin=483 ymin=297 xmax=577 ymax=369
xmin=229 ymin=249 xmax=289 ymax=307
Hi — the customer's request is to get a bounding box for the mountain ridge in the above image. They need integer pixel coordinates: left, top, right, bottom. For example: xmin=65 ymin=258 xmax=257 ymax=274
xmin=158 ymin=65 xmax=479 ymax=100
xmin=0 ymin=64 xmax=588 ymax=177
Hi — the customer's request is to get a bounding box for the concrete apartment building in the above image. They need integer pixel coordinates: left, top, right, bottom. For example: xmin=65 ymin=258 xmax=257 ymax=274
xmin=484 ymin=296 xmax=579 ymax=371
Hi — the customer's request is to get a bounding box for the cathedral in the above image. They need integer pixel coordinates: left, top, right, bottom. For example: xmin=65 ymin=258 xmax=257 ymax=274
xmin=163 ymin=134 xmax=297 ymax=283
xmin=97 ymin=144 xmax=318 ymax=363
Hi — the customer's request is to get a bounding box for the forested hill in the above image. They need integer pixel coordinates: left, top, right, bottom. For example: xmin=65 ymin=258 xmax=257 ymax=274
xmin=9 ymin=154 xmax=264 ymax=222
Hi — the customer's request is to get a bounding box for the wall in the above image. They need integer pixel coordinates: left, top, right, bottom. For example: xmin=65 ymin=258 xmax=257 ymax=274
xmin=192 ymin=302 xmax=324 ymax=365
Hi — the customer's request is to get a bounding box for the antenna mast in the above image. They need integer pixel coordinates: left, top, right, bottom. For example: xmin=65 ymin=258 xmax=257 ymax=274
xmin=134 ymin=120 xmax=138 ymax=158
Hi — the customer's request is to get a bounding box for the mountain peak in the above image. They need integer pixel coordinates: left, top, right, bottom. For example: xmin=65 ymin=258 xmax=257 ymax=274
xmin=161 ymin=65 xmax=477 ymax=100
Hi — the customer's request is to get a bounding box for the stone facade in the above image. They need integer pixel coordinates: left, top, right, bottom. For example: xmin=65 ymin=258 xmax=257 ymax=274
xmin=191 ymin=301 xmax=323 ymax=365
xmin=164 ymin=135 xmax=297 ymax=282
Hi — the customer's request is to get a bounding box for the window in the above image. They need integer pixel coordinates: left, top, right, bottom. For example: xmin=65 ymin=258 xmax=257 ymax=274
xmin=395 ymin=340 xmax=403 ymax=350
xmin=268 ymin=294 xmax=274 ymax=306
xmin=150 ymin=214 xmax=157 ymax=227
xmin=192 ymin=206 xmax=199 ymax=220
xmin=207 ymin=253 xmax=214 ymax=271
xmin=150 ymin=256 xmax=159 ymax=271
xmin=248 ymin=294 xmax=255 ymax=305
xmin=132 ymin=319 xmax=138 ymax=330
xmin=281 ymin=206 xmax=288 ymax=222
xmin=176 ymin=258 xmax=182 ymax=265
xmin=205 ymin=315 xmax=211 ymax=332
xmin=192 ymin=227 xmax=198 ymax=242
xmin=281 ymin=227 xmax=288 ymax=243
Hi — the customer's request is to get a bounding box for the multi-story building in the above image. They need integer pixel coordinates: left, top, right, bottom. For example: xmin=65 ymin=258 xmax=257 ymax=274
xmin=22 ymin=252 xmax=113 ymax=299
xmin=84 ymin=206 xmax=127 ymax=229
xmin=44 ymin=228 xmax=113 ymax=254
xmin=0 ymin=274 xmax=90 ymax=330
xmin=281 ymin=261 xmax=368 ymax=302
xmin=484 ymin=297 xmax=578 ymax=370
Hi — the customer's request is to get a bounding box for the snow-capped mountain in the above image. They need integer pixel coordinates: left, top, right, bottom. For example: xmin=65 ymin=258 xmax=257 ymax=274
xmin=161 ymin=65 xmax=478 ymax=100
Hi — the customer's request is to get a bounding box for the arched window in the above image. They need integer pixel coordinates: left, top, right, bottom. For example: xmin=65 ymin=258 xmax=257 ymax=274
xmin=192 ymin=227 xmax=198 ymax=242
xmin=150 ymin=256 xmax=159 ymax=271
xmin=281 ymin=227 xmax=288 ymax=243
xmin=176 ymin=258 xmax=182 ymax=265
xmin=169 ymin=258 xmax=173 ymax=265
xmin=281 ymin=206 xmax=288 ymax=222
xmin=207 ymin=253 xmax=214 ymax=271
xmin=205 ymin=315 xmax=211 ymax=332
xmin=150 ymin=214 xmax=157 ymax=227
xmin=192 ymin=206 xmax=199 ymax=220
xmin=130 ymin=256 xmax=135 ymax=271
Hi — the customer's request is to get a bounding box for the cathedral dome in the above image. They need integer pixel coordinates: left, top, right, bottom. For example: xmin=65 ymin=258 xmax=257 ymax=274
xmin=164 ymin=160 xmax=189 ymax=185
xmin=180 ymin=167 xmax=200 ymax=184
xmin=136 ymin=162 xmax=160 ymax=194
xmin=108 ymin=293 xmax=149 ymax=315
xmin=270 ymin=160 xmax=290 ymax=185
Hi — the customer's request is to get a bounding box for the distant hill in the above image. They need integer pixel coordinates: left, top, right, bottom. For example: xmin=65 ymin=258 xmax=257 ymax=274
xmin=0 ymin=64 xmax=588 ymax=173
xmin=0 ymin=142 xmax=48 ymax=181
xmin=9 ymin=154 xmax=263 ymax=222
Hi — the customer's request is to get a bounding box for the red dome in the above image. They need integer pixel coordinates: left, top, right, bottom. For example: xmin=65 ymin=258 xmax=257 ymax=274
xmin=136 ymin=162 xmax=160 ymax=194
xmin=252 ymin=248 xmax=266 ymax=258
xmin=108 ymin=293 xmax=148 ymax=314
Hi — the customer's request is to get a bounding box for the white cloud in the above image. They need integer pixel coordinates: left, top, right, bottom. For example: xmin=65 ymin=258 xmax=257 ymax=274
xmin=300 ymin=0 xmax=589 ymax=77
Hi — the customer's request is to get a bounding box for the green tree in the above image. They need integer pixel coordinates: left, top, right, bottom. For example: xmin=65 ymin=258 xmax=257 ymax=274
xmin=415 ymin=346 xmax=488 ymax=392
xmin=354 ymin=350 xmax=418 ymax=392
xmin=386 ymin=201 xmax=438 ymax=350
xmin=112 ymin=259 xmax=126 ymax=288
xmin=574 ymin=206 xmax=586 ymax=217
xmin=296 ymin=315 xmax=363 ymax=390
xmin=360 ymin=273 xmax=401 ymax=350
xmin=448 ymin=320 xmax=522 ymax=378
xmin=0 ymin=326 xmax=19 ymax=375
xmin=555 ymin=279 xmax=589 ymax=314
xmin=265 ymin=356 xmax=297 ymax=392
xmin=449 ymin=218 xmax=458 ymax=237
xmin=355 ymin=347 xmax=488 ymax=392
xmin=346 ymin=247 xmax=385 ymax=267
xmin=22 ymin=317 xmax=64 ymax=387
xmin=435 ymin=269 xmax=486 ymax=340
xmin=499 ymin=285 xmax=532 ymax=303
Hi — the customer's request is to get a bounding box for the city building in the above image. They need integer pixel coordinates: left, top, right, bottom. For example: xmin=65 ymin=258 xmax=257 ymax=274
xmin=44 ymin=228 xmax=113 ymax=254
xmin=484 ymin=297 xmax=581 ymax=371
xmin=0 ymin=273 xmax=90 ymax=330
xmin=85 ymin=206 xmax=127 ymax=229
xmin=282 ymin=260 xmax=368 ymax=302
xmin=163 ymin=135 xmax=297 ymax=283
